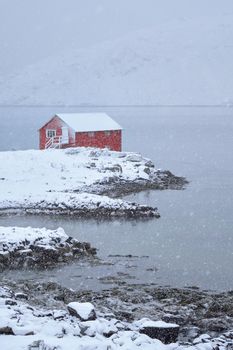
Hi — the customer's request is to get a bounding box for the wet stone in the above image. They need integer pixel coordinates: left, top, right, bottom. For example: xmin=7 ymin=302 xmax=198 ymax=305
xmin=139 ymin=321 xmax=180 ymax=344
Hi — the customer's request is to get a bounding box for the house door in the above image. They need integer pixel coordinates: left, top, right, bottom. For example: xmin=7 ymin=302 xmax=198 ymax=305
xmin=61 ymin=127 xmax=69 ymax=144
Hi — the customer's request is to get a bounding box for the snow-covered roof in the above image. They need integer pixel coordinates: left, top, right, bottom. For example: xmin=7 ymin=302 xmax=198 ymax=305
xmin=56 ymin=113 xmax=122 ymax=132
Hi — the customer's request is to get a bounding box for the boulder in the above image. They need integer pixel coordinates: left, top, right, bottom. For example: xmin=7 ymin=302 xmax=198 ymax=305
xmin=67 ymin=302 xmax=96 ymax=321
xmin=0 ymin=326 xmax=14 ymax=335
xmin=15 ymin=292 xmax=28 ymax=300
xmin=139 ymin=320 xmax=180 ymax=344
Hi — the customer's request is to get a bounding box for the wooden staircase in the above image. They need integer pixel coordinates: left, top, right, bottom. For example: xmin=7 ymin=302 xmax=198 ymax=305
xmin=45 ymin=136 xmax=62 ymax=149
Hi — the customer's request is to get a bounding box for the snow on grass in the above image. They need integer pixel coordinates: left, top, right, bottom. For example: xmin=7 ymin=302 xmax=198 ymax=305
xmin=0 ymin=147 xmax=159 ymax=217
xmin=0 ymin=147 xmax=150 ymax=195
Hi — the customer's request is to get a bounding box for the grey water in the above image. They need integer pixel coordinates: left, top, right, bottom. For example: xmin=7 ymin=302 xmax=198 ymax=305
xmin=0 ymin=106 xmax=233 ymax=292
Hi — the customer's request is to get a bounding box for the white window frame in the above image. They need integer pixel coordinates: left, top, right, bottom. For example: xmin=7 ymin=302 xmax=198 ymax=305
xmin=46 ymin=129 xmax=56 ymax=138
xmin=88 ymin=132 xmax=95 ymax=137
xmin=104 ymin=131 xmax=111 ymax=136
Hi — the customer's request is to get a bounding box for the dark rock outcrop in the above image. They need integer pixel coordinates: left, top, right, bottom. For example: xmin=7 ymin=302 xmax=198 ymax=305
xmin=140 ymin=322 xmax=180 ymax=343
xmin=0 ymin=237 xmax=97 ymax=271
xmin=83 ymin=170 xmax=188 ymax=198
xmin=0 ymin=326 xmax=14 ymax=335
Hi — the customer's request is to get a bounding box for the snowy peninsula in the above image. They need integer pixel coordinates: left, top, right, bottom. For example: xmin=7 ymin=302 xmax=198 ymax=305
xmin=0 ymin=226 xmax=96 ymax=270
xmin=0 ymin=147 xmax=187 ymax=218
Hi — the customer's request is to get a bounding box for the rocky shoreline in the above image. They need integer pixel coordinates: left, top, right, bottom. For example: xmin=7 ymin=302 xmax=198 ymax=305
xmin=81 ymin=170 xmax=188 ymax=198
xmin=14 ymin=281 xmax=233 ymax=341
xmin=0 ymin=197 xmax=160 ymax=219
xmin=0 ymin=227 xmax=97 ymax=271
xmin=1 ymin=224 xmax=233 ymax=349
xmin=1 ymin=226 xmax=233 ymax=344
xmin=1 ymin=281 xmax=233 ymax=349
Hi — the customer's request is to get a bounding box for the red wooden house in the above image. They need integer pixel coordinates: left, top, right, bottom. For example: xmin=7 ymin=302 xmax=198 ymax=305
xmin=39 ymin=113 xmax=122 ymax=151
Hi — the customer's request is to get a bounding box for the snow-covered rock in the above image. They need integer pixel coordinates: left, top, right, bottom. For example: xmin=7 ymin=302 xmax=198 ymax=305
xmin=67 ymin=302 xmax=96 ymax=321
xmin=0 ymin=192 xmax=159 ymax=218
xmin=137 ymin=319 xmax=180 ymax=344
xmin=0 ymin=226 xmax=67 ymax=250
xmin=0 ymin=226 xmax=97 ymax=270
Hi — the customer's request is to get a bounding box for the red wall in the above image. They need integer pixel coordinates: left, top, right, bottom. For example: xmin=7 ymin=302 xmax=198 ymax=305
xmin=39 ymin=116 xmax=122 ymax=151
xmin=75 ymin=130 xmax=122 ymax=151
xmin=39 ymin=116 xmax=75 ymax=149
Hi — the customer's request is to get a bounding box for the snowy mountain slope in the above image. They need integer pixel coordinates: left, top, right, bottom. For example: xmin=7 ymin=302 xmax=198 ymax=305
xmin=1 ymin=14 xmax=233 ymax=105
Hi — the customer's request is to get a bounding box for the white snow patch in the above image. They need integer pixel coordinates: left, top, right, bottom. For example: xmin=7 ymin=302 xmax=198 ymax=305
xmin=141 ymin=320 xmax=179 ymax=329
xmin=67 ymin=302 xmax=95 ymax=320
xmin=0 ymin=226 xmax=67 ymax=253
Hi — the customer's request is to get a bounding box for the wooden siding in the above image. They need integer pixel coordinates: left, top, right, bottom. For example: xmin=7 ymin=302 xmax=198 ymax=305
xmin=39 ymin=116 xmax=75 ymax=150
xmin=74 ymin=130 xmax=122 ymax=151
xmin=39 ymin=116 xmax=122 ymax=151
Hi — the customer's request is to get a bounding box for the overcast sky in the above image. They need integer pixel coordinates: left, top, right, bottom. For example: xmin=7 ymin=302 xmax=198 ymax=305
xmin=0 ymin=0 xmax=233 ymax=77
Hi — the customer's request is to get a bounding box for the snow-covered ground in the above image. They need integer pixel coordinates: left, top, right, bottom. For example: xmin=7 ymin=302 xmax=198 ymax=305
xmin=0 ymin=147 xmax=171 ymax=217
xmin=0 ymin=285 xmax=177 ymax=350
xmin=0 ymin=147 xmax=151 ymax=194
xmin=1 ymin=285 xmax=232 ymax=350
xmin=1 ymin=14 xmax=233 ymax=105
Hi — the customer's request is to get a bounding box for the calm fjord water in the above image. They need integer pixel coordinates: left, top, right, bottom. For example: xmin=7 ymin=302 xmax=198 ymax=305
xmin=0 ymin=106 xmax=233 ymax=291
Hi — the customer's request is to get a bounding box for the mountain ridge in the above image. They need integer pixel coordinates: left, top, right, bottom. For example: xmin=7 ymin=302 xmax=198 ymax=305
xmin=1 ymin=14 xmax=233 ymax=106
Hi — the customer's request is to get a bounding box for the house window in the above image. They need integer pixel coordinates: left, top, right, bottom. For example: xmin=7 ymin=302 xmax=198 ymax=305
xmin=104 ymin=131 xmax=111 ymax=136
xmin=88 ymin=132 xmax=95 ymax=137
xmin=46 ymin=129 xmax=56 ymax=138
